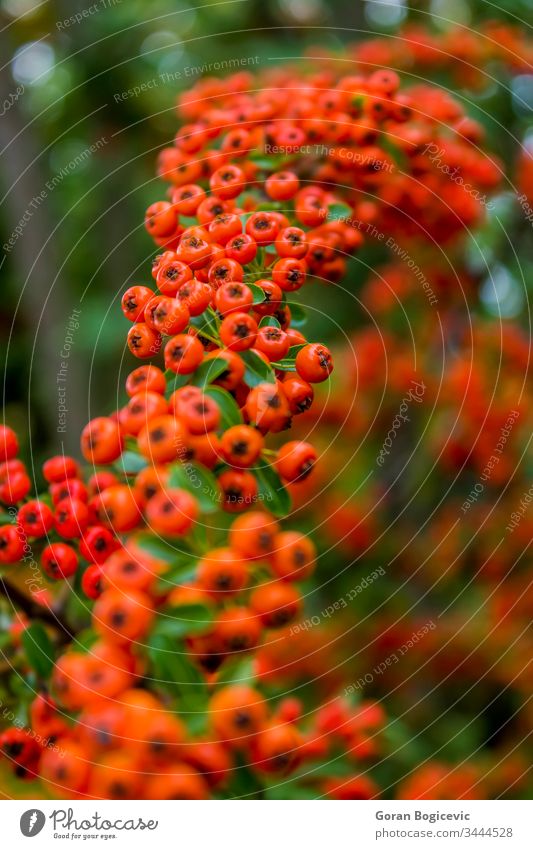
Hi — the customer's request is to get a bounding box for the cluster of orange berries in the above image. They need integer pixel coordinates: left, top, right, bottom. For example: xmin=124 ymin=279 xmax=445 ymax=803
xmin=0 ymin=50 xmax=514 ymax=800
xmin=347 ymin=22 xmax=533 ymax=83
xmin=0 ymin=392 xmax=391 ymax=797
xmin=0 ymin=649 xmax=386 ymax=799
xmin=161 ymin=60 xmax=500 ymax=247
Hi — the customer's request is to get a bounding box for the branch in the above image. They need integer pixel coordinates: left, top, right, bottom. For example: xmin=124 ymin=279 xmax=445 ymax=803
xmin=0 ymin=576 xmax=75 ymax=645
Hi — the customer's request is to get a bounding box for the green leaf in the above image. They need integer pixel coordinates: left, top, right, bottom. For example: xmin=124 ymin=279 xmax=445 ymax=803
xmin=156 ymin=555 xmax=198 ymax=593
xmin=287 ymin=344 xmax=306 ymax=358
xmin=189 ymin=357 xmax=228 ymax=388
xmin=248 ymin=157 xmax=274 ymax=170
xmin=204 ymin=386 xmax=243 ymax=430
xmin=178 ymin=215 xmax=198 ymax=229
xmin=292 ymin=758 xmax=354 ymax=780
xmin=73 ymin=629 xmax=99 ymax=653
xmin=164 ymin=371 xmax=189 ymax=396
xmin=258 ymin=315 xmax=281 ymax=329
xmin=190 ymin=311 xmax=219 ymax=341
xmin=147 ymin=632 xmax=209 ymax=713
xmin=215 ymin=656 xmax=256 ymax=687
xmin=286 ymin=302 xmax=307 ymax=327
xmin=114 ymin=451 xmax=148 ymax=475
xmin=248 ymin=283 xmax=268 ymax=305
xmin=240 ymin=349 xmax=276 ymax=387
xmin=157 ymin=603 xmax=213 ymax=639
xmin=21 ymin=623 xmax=55 ymax=680
xmin=224 ymin=751 xmax=265 ymax=799
xmin=265 ymin=784 xmax=318 ymax=800
xmin=253 ymin=459 xmax=292 ymax=518
xmin=327 ymin=201 xmax=351 ymax=221
xmin=168 ymin=461 xmax=221 ymax=513
xmin=136 ymin=533 xmax=191 ymax=564
xmin=269 ymin=344 xmax=306 ymax=372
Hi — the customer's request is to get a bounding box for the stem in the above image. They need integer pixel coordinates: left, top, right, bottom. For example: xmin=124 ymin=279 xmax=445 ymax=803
xmin=0 ymin=576 xmax=74 ymax=644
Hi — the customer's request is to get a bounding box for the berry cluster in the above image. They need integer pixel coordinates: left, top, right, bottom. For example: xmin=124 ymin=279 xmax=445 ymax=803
xmin=347 ymin=22 xmax=533 ymax=84
xmin=0 ymin=53 xmax=510 ymax=800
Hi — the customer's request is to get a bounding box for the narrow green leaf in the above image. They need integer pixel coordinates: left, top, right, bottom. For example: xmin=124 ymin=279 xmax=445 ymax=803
xmin=168 ymin=461 xmax=221 ymax=513
xmin=158 ymin=603 xmax=213 ymax=639
xmin=204 ymin=386 xmax=243 ymax=429
xmin=286 ymin=302 xmax=307 ymax=327
xmin=269 ymin=344 xmax=307 ymax=372
xmin=190 ymin=311 xmax=219 ymax=341
xmin=225 ymin=751 xmax=265 ymax=798
xmin=21 ymin=623 xmax=55 ymax=680
xmin=248 ymin=283 xmax=268 ymax=305
xmin=327 ymin=201 xmax=351 ymax=221
xmin=178 ymin=215 xmax=198 ymax=229
xmin=287 ymin=344 xmax=306 ymax=357
xmin=164 ymin=371 xmax=189 ymax=396
xmin=240 ymin=349 xmax=276 ymax=388
xmin=114 ymin=451 xmax=147 ymax=475
xmin=253 ymin=459 xmax=292 ymax=518
xmin=136 ymin=533 xmax=191 ymax=564
xmin=147 ymin=632 xmax=209 ymax=713
xmin=265 ymin=785 xmax=318 ymax=800
xmin=248 ymin=157 xmax=274 ymax=169
xmin=258 ymin=315 xmax=281 ymax=329
xmin=189 ymin=356 xmax=228 ymax=388
xmin=156 ymin=556 xmax=198 ymax=593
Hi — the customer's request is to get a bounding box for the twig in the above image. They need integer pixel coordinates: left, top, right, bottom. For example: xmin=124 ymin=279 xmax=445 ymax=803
xmin=0 ymin=577 xmax=74 ymax=645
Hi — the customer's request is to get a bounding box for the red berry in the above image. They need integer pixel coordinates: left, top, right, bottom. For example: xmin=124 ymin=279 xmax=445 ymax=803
xmin=43 ymin=455 xmax=80 ymax=483
xmin=215 ymin=282 xmax=253 ymax=315
xmin=17 ymin=500 xmax=54 ymax=538
xmin=81 ymin=564 xmax=105 ymax=599
xmin=0 ymin=426 xmax=18 ymax=462
xmin=54 ymin=497 xmax=90 ymax=539
xmin=265 ymin=170 xmax=300 ymax=200
xmin=276 ymin=440 xmax=317 ymax=482
xmin=81 ymin=418 xmax=123 ymax=465
xmin=79 ymin=525 xmax=118 ymax=564
xmin=144 ymin=201 xmax=177 ymax=237
xmin=121 ymin=286 xmax=154 ymax=322
xmin=127 ymin=323 xmax=162 ymax=359
xmin=295 ymin=343 xmax=334 ymax=382
xmin=219 ymin=312 xmax=258 ymax=351
xmin=0 ymin=524 xmax=25 ymax=563
xmin=41 ymin=542 xmax=78 ymax=579
xmin=164 ymin=334 xmax=204 ymax=374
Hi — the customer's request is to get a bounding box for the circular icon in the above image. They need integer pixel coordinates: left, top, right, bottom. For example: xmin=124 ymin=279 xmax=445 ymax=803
xmin=20 ymin=810 xmax=46 ymax=837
